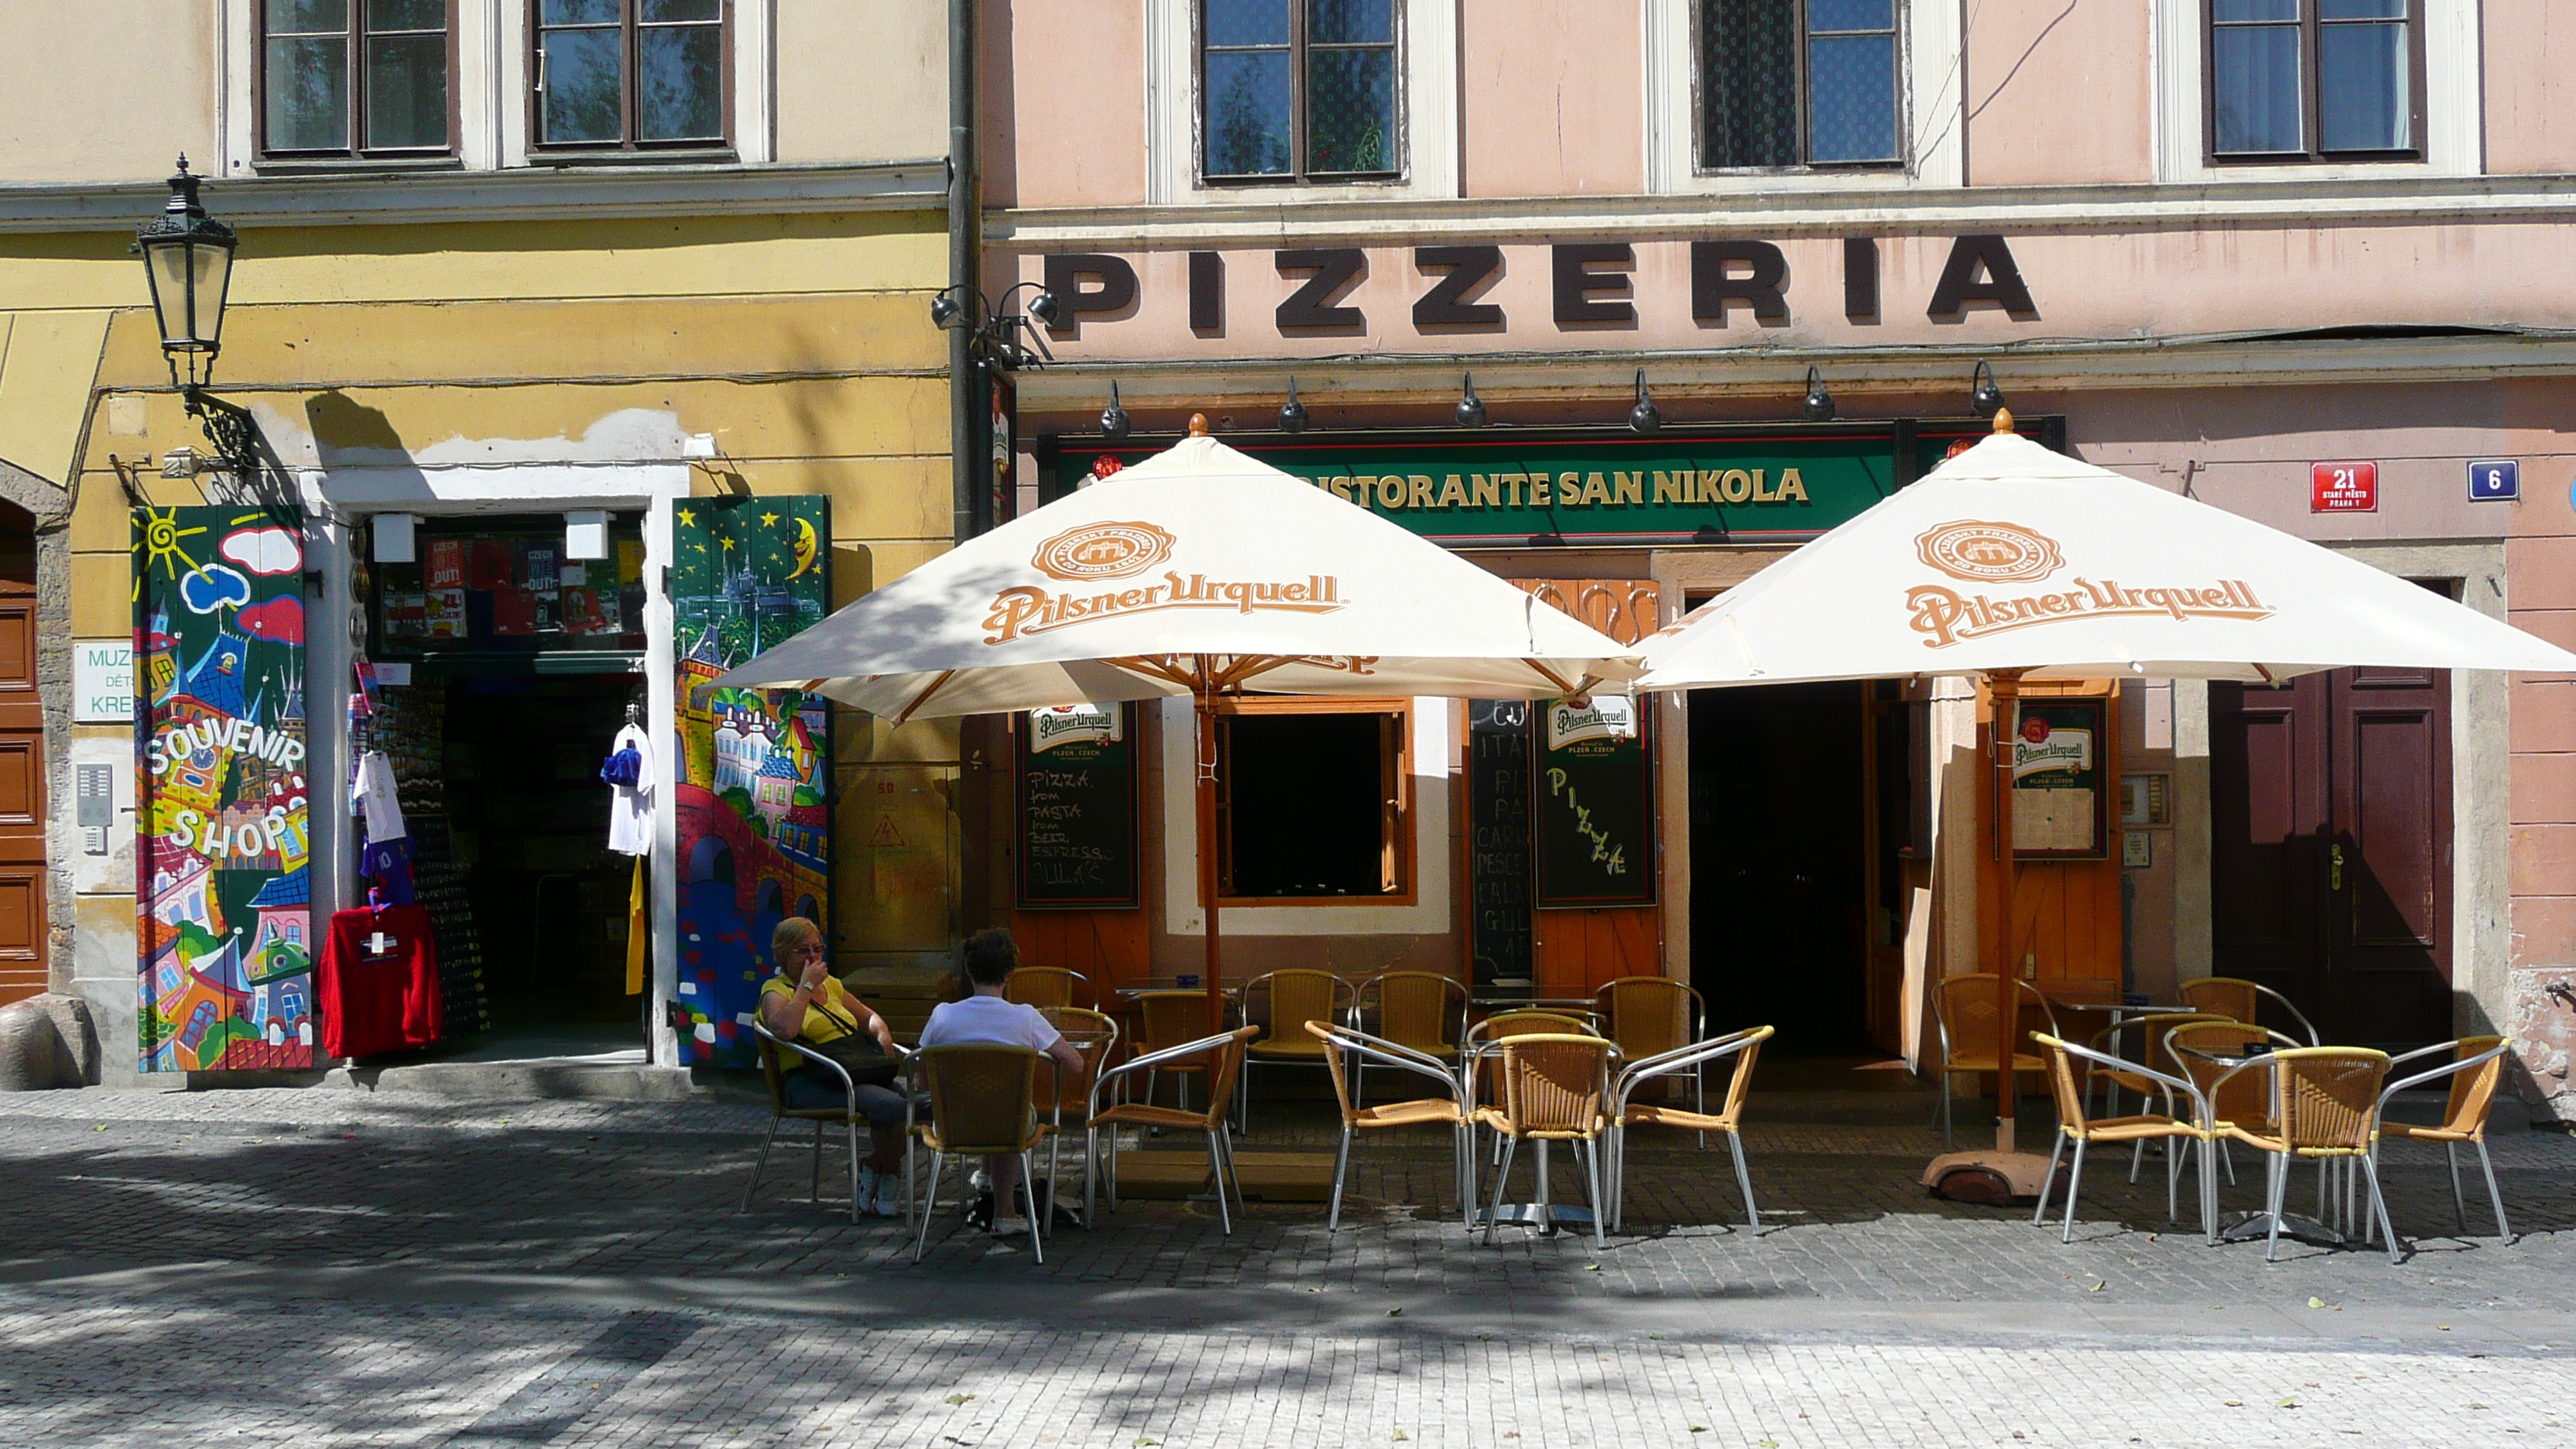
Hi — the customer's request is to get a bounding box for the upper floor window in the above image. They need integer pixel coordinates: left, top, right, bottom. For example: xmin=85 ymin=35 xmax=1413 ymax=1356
xmin=533 ymin=0 xmax=728 ymax=152
xmin=1699 ymin=0 xmax=1903 ymax=170
xmin=1201 ymin=0 xmax=1401 ymax=183
xmin=260 ymin=0 xmax=453 ymax=158
xmin=2208 ymin=0 xmax=2420 ymax=160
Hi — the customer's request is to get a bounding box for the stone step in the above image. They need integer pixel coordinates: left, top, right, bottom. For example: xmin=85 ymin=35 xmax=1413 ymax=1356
xmin=323 ymin=1058 xmax=705 ymax=1102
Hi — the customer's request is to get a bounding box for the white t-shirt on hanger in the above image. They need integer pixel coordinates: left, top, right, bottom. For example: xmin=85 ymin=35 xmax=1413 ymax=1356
xmin=606 ymin=722 xmax=656 ymax=856
xmin=351 ymin=750 xmax=406 ymax=843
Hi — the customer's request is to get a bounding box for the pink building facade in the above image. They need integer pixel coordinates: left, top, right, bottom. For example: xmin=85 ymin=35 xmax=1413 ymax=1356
xmin=971 ymin=1 xmax=2576 ymax=1117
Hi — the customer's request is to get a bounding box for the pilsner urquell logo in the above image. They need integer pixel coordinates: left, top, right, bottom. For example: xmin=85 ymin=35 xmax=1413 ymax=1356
xmin=1033 ymin=521 xmax=1175 ymax=581
xmin=1904 ymin=519 xmax=2274 ymax=648
xmin=989 ymin=522 xmax=1345 ymax=645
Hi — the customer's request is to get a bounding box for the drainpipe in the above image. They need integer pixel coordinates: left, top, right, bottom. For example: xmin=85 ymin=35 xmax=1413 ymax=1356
xmin=948 ymin=0 xmax=978 ymax=546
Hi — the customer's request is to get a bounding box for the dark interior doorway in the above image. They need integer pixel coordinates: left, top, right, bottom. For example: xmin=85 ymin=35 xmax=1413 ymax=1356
xmin=1688 ymin=681 xmax=1870 ymax=1053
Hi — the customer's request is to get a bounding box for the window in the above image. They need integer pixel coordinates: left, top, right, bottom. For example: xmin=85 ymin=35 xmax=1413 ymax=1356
xmin=2208 ymin=0 xmax=2420 ymax=160
xmin=1699 ymin=0 xmax=1902 ymax=170
xmin=259 ymin=0 xmax=453 ymax=158
xmin=532 ymin=0 xmax=727 ymax=152
xmin=1216 ymin=701 xmax=1411 ymax=901
xmin=1201 ymin=0 xmax=1401 ymax=183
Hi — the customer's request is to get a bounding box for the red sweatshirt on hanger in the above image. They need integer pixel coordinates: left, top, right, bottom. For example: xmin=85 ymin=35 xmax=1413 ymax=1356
xmin=319 ymin=904 xmax=443 ymax=1058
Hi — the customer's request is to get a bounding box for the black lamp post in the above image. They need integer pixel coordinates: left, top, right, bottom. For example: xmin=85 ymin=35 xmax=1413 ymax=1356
xmin=133 ymin=156 xmax=262 ymax=475
xmin=931 ymin=280 xmax=1060 ymax=534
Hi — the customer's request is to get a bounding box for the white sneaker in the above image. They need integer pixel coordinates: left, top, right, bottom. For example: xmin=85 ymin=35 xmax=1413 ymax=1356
xmin=991 ymin=1212 xmax=1030 ymax=1238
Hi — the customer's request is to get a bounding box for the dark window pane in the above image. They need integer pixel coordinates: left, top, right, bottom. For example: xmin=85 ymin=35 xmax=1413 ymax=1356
xmin=541 ymin=0 xmax=618 ymax=22
xmin=2213 ymin=0 xmax=2298 ymax=19
xmin=265 ymin=35 xmax=350 ymax=150
xmin=2321 ymin=0 xmax=2403 ymax=16
xmin=1206 ymin=0 xmax=1290 ymax=47
xmin=2320 ymin=21 xmax=2409 ymax=150
xmin=365 ymin=32 xmax=447 ymax=147
xmin=366 ymin=0 xmax=443 ymax=29
xmin=1702 ymin=0 xmax=1797 ymax=168
xmin=1808 ymin=33 xmax=1898 ymax=163
xmin=267 ymin=0 xmax=348 ymax=32
xmin=643 ymin=0 xmax=721 ymax=19
xmin=540 ymin=27 xmax=623 ymax=143
xmin=1205 ymin=50 xmax=1291 ymax=174
xmin=1308 ymin=47 xmax=1395 ymax=172
xmin=2212 ymin=25 xmax=2302 ymax=152
xmin=1307 ymin=0 xmax=1393 ymax=45
xmin=639 ymin=24 xmax=724 ymax=141
xmin=1807 ymin=0 xmax=1893 ymax=32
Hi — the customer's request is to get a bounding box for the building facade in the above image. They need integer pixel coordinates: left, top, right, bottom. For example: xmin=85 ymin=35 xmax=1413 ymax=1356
xmin=977 ymin=1 xmax=2576 ymax=1115
xmin=0 ymin=1 xmax=964 ymax=1081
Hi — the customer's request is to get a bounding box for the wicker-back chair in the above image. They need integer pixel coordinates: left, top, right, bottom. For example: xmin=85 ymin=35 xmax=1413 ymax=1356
xmin=1607 ymin=1025 xmax=1773 ymax=1232
xmin=1240 ymin=968 xmax=1355 ymax=1132
xmin=1464 ymin=1009 xmax=1597 ymax=1120
xmin=2177 ymin=975 xmax=2321 ymax=1045
xmin=1084 ymin=1024 xmax=1261 ymax=1234
xmin=1594 ymin=977 xmax=1707 ymax=1115
xmin=2217 ymin=1046 xmax=2398 ymax=1262
xmin=1930 ymin=975 xmax=2060 ymax=1144
xmin=1306 ymin=1021 xmax=1469 ymax=1231
xmin=2086 ymin=1012 xmax=2232 ymax=1125
xmin=910 ymin=1044 xmax=1054 ymax=1262
xmin=742 ymin=1019 xmax=900 ymax=1225
xmin=1005 ymin=968 xmax=1089 ymax=1010
xmin=2031 ymin=1033 xmax=2212 ymax=1243
xmin=1472 ymin=1033 xmax=1615 ymax=1248
xmin=1351 ymin=971 xmax=1466 ymax=1104
xmin=1131 ymin=990 xmax=1218 ymax=1112
xmin=1037 ymin=1005 xmax=1119 ymax=1126
xmin=2375 ymin=1036 xmax=2515 ymax=1242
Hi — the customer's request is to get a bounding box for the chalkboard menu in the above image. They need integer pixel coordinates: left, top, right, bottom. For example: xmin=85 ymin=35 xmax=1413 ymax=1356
xmin=1534 ymin=696 xmax=1656 ymax=906
xmin=1465 ymin=700 xmax=1535 ymax=988
xmin=1015 ymin=704 xmax=1140 ymax=908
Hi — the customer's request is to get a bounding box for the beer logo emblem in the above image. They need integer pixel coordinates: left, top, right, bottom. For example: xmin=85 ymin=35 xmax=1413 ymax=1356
xmin=1033 ymin=521 xmax=1174 ymax=581
xmin=1915 ymin=520 xmax=2064 ymax=583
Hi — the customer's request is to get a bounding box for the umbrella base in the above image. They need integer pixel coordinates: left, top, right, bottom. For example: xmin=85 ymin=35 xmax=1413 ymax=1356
xmin=1920 ymin=1149 xmax=2059 ymax=1204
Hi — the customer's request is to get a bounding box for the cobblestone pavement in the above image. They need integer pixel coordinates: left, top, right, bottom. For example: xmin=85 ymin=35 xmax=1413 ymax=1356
xmin=2 ymin=1081 xmax=2571 ymax=1447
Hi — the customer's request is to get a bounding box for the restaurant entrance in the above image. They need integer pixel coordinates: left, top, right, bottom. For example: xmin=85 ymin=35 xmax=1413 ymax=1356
xmin=1687 ymin=682 xmax=1872 ymax=1054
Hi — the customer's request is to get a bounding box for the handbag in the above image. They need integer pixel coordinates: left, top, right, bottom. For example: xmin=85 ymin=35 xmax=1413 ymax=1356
xmin=803 ymin=996 xmax=900 ymax=1088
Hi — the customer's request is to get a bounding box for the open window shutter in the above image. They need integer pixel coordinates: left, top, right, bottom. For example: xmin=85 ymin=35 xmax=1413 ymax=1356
xmin=1214 ymin=712 xmax=1235 ymax=896
xmin=1379 ymin=711 xmax=1402 ymax=893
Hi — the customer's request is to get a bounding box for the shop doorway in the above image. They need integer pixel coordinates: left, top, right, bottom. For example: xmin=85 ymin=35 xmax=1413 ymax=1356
xmin=1687 ymin=682 xmax=1872 ymax=1053
xmin=0 ymin=504 xmax=39 ymax=1005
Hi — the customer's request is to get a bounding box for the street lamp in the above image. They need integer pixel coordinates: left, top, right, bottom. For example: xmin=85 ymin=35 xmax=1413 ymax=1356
xmin=134 ymin=156 xmax=265 ymax=478
xmin=931 ymin=281 xmax=1060 ymax=534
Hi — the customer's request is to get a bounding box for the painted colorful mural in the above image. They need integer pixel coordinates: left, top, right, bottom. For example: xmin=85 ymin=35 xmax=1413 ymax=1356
xmin=133 ymin=507 xmax=314 ymax=1070
xmin=672 ymin=497 xmax=830 ymax=1068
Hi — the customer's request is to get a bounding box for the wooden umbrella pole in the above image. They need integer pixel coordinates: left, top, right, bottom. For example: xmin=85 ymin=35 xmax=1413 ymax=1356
xmin=1990 ymin=668 xmax=2026 ymax=1153
xmin=1195 ymin=659 xmax=1224 ymax=1023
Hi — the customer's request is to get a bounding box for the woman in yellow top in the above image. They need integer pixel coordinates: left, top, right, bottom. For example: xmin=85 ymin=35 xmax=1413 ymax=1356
xmin=757 ymin=916 xmax=913 ymax=1217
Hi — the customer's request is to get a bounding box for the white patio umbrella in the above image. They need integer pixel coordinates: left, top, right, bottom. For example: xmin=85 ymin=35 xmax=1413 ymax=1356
xmin=1634 ymin=418 xmax=2576 ymax=1166
xmin=715 ymin=420 xmax=1639 ymax=1012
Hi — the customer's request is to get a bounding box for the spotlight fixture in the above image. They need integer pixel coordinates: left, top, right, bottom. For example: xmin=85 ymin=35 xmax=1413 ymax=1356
xmin=1970 ymin=360 xmax=2006 ymax=419
xmin=929 ymin=292 xmax=963 ymax=329
xmin=1801 ymin=365 xmax=1836 ymax=423
xmin=1100 ymin=382 xmax=1132 ymax=440
xmin=1026 ymin=289 xmax=1063 ymax=328
xmin=1277 ymin=376 xmax=1310 ymax=433
xmin=1627 ymin=369 xmax=1661 ymax=435
xmin=1455 ymin=373 xmax=1488 ymax=428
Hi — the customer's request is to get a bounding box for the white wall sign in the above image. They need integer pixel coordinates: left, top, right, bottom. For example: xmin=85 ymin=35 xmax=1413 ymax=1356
xmin=74 ymin=641 xmax=134 ymax=723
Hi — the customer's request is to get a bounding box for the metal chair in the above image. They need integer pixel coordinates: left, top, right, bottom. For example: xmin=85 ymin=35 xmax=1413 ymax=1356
xmin=2177 ymin=975 xmax=2321 ymax=1046
xmin=2030 ymin=1033 xmax=2213 ymax=1244
xmin=2211 ymin=1046 xmax=2400 ymax=1264
xmin=742 ymin=1019 xmax=906 ymax=1226
xmin=1595 ymin=977 xmax=1709 ymax=1142
xmin=1350 ymin=971 xmax=1466 ymax=1105
xmin=1463 ymin=1010 xmax=1598 ymax=1155
xmin=1238 ymin=968 xmax=1354 ymax=1133
xmin=1130 ymin=989 xmax=1218 ymax=1113
xmin=1305 ymin=1021 xmax=1470 ymax=1231
xmin=1085 ymin=1024 xmax=1261 ymax=1234
xmin=2166 ymin=1020 xmax=2301 ymax=1188
xmin=1005 ymin=967 xmax=1090 ymax=1010
xmin=2372 ymin=1036 xmax=2514 ymax=1242
xmin=1930 ymin=975 xmax=2060 ymax=1145
xmin=1472 ymin=1033 xmax=1615 ymax=1249
xmin=909 ymin=1043 xmax=1057 ymax=1262
xmin=1607 ymin=1025 xmax=1773 ymax=1232
xmin=1037 ymin=1005 xmax=1120 ymax=1160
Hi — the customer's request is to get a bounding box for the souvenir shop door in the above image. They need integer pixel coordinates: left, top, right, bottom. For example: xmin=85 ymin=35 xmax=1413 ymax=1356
xmin=670 ymin=497 xmax=831 ymax=1067
xmin=132 ymin=507 xmax=314 ymax=1070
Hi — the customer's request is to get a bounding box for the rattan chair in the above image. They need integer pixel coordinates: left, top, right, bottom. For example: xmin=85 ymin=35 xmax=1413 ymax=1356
xmin=2372 ymin=1036 xmax=2514 ymax=1242
xmin=1005 ymin=968 xmax=1090 ymax=1010
xmin=1085 ymin=1024 xmax=1261 ymax=1233
xmin=1462 ymin=1010 xmax=1599 ymax=1142
xmin=1305 ymin=1021 xmax=1470 ymax=1230
xmin=742 ymin=1019 xmax=910 ymax=1225
xmin=2211 ymin=1046 xmax=2399 ymax=1264
xmin=1607 ymin=1025 xmax=1773 ymax=1232
xmin=1038 ymin=1006 xmax=1120 ymax=1152
xmin=2177 ymin=975 xmax=2321 ymax=1046
xmin=1930 ymin=975 xmax=2060 ymax=1145
xmin=2031 ymin=1033 xmax=2213 ymax=1243
xmin=1350 ymin=971 xmax=1467 ymax=1105
xmin=909 ymin=1043 xmax=1057 ymax=1262
xmin=1593 ymin=977 xmax=1707 ymax=1123
xmin=1130 ymin=989 xmax=1219 ymax=1112
xmin=1239 ymin=968 xmax=1355 ymax=1133
xmin=1473 ymin=1033 xmax=1616 ymax=1248
xmin=2166 ymin=1020 xmax=2300 ymax=1188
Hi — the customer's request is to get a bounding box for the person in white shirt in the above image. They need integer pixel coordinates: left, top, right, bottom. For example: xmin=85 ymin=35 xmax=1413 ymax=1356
xmin=916 ymin=929 xmax=1084 ymax=1238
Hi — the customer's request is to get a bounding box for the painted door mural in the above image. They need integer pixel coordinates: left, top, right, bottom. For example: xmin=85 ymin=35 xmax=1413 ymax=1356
xmin=672 ymin=497 xmax=830 ymax=1067
xmin=132 ymin=507 xmax=313 ymax=1070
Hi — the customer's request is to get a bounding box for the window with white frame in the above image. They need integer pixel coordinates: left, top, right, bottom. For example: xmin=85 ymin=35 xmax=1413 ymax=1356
xmin=1699 ymin=0 xmax=1903 ymax=170
xmin=260 ymin=0 xmax=455 ymax=159
xmin=2207 ymin=0 xmax=2421 ymax=162
xmin=1200 ymin=0 xmax=1401 ymax=183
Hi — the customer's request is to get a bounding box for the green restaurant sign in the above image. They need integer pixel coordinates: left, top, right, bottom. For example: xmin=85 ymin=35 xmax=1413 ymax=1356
xmin=1043 ymin=423 xmax=2014 ymax=546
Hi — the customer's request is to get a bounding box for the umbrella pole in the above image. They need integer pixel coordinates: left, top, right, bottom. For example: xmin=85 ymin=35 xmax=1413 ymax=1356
xmin=1990 ymin=669 xmax=2026 ymax=1153
xmin=1196 ymin=680 xmax=1224 ymax=1025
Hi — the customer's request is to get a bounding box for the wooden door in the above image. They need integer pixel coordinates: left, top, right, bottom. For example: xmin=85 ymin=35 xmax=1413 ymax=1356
xmin=0 ymin=506 xmax=39 ymax=1004
xmin=2210 ymin=668 xmax=2450 ymax=1049
xmin=1519 ymin=580 xmax=1663 ymax=995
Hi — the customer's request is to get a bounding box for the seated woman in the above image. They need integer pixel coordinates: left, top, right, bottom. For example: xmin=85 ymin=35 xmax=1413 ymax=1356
xmin=757 ymin=916 xmax=913 ymax=1218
